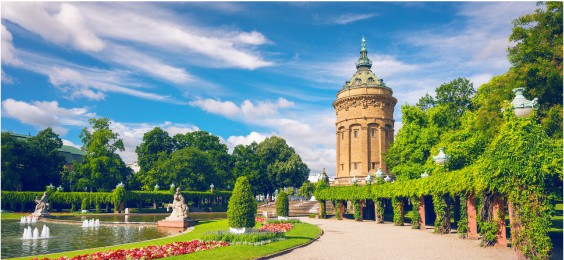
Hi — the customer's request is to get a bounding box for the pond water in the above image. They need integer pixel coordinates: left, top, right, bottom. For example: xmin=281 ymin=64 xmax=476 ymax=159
xmin=1 ymin=220 xmax=182 ymax=259
xmin=51 ymin=214 xmax=168 ymax=223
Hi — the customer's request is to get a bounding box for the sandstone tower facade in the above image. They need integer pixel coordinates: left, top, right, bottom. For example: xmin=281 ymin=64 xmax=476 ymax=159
xmin=333 ymin=37 xmax=397 ymax=185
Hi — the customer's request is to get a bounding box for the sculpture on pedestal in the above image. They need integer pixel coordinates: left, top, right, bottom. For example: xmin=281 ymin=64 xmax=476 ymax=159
xmin=166 ymin=188 xmax=188 ymax=220
xmin=33 ymin=192 xmax=49 ymax=216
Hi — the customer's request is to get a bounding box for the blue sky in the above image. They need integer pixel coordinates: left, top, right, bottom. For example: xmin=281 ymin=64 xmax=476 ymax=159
xmin=1 ymin=2 xmax=537 ymax=177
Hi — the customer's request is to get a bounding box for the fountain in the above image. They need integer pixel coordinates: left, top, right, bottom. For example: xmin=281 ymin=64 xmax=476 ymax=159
xmin=20 ymin=216 xmax=38 ymax=224
xmin=21 ymin=225 xmax=50 ymax=240
xmin=82 ymin=219 xmax=100 ymax=228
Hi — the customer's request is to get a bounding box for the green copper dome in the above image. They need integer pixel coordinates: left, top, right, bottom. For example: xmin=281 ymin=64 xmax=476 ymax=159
xmin=340 ymin=37 xmax=389 ymax=92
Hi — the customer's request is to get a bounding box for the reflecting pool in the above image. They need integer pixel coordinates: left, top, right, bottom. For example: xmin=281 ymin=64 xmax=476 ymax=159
xmin=1 ymin=220 xmax=182 ymax=259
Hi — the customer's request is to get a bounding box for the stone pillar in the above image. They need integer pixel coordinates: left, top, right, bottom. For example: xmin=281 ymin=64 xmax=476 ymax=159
xmin=418 ymin=196 xmax=426 ymax=230
xmin=493 ymin=194 xmax=508 ymax=247
xmin=359 ymin=200 xmax=365 ymax=221
xmin=374 ymin=201 xmax=380 ymax=223
xmin=339 ymin=200 xmax=345 ymax=220
xmin=467 ymin=194 xmax=479 ymax=239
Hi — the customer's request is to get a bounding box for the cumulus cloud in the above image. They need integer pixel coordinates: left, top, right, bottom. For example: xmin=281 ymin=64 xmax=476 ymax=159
xmin=189 ymin=97 xmax=295 ymax=121
xmin=1 ymin=99 xmax=94 ymax=135
xmin=188 ymin=99 xmax=241 ymax=118
xmin=226 ymin=131 xmax=269 ymax=152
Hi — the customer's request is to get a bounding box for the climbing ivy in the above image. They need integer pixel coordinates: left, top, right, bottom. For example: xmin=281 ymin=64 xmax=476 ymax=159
xmin=432 ymin=194 xmax=450 ymax=234
xmin=392 ymin=197 xmax=404 ymax=226
xmin=353 ymin=200 xmax=361 ymax=221
xmin=457 ymin=194 xmax=469 ymax=238
xmin=410 ymin=196 xmax=421 ymax=229
xmin=375 ymin=199 xmax=384 ymax=223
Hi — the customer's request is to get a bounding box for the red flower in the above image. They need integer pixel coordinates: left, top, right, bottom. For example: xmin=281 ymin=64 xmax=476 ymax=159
xmin=259 ymin=223 xmax=293 ymax=233
xmin=47 ymin=240 xmax=228 ymax=260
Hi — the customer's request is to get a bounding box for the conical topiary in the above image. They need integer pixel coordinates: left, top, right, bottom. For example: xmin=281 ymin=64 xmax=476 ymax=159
xmin=227 ymin=176 xmax=257 ymax=228
xmin=276 ymin=190 xmax=289 ymax=217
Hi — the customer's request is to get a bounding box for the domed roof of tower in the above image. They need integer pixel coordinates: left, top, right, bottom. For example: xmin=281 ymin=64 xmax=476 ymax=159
xmin=342 ymin=37 xmax=389 ymax=91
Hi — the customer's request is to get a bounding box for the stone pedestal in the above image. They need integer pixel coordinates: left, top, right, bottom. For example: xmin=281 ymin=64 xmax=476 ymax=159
xmin=418 ymin=196 xmax=425 ymax=230
xmin=157 ymin=218 xmax=194 ymax=228
xmin=467 ymin=194 xmax=479 ymax=239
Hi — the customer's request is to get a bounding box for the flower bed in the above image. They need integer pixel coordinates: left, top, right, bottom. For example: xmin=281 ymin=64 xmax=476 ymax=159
xmin=34 ymin=240 xmax=228 ymax=260
xmin=259 ymin=223 xmax=293 ymax=233
xmin=201 ymin=230 xmax=284 ymax=245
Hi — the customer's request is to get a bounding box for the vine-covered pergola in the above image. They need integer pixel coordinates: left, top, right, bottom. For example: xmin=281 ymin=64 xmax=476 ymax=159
xmin=315 ymin=110 xmax=562 ymax=260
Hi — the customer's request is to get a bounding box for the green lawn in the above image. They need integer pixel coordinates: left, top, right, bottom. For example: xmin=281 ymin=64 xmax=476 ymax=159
xmin=9 ymin=219 xmax=321 ymax=260
xmin=1 ymin=212 xmax=27 ymax=220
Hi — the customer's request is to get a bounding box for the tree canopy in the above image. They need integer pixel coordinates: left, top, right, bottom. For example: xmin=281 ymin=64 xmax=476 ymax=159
xmin=1 ymin=128 xmax=65 ymax=191
xmin=69 ymin=118 xmax=132 ymax=192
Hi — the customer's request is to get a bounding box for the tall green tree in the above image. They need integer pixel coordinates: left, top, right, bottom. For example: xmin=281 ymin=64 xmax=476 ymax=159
xmin=173 ymin=131 xmax=232 ymax=189
xmin=232 ymin=142 xmax=268 ymax=195
xmin=227 ymin=176 xmax=257 ymax=229
xmin=148 ymin=147 xmax=216 ymax=191
xmin=256 ymin=136 xmax=310 ymax=193
xmin=135 ymin=127 xmax=174 ymax=174
xmin=1 ymin=128 xmax=64 ymax=191
xmin=508 ymin=1 xmax=563 ymax=138
xmin=71 ymin=118 xmax=132 ymax=191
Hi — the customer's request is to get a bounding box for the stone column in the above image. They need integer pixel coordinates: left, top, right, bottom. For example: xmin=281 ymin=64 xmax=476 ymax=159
xmin=418 ymin=196 xmax=426 ymax=230
xmin=379 ymin=126 xmax=386 ymax=171
xmin=339 ymin=200 xmax=345 ymax=220
xmin=493 ymin=194 xmax=508 ymax=247
xmin=467 ymin=194 xmax=479 ymax=239
xmin=359 ymin=200 xmax=365 ymax=221
xmin=507 ymin=200 xmax=526 ymax=259
xmin=374 ymin=201 xmax=382 ymax=223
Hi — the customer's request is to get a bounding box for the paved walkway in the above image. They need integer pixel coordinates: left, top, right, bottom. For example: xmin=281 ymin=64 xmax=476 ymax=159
xmin=273 ymin=217 xmax=516 ymax=260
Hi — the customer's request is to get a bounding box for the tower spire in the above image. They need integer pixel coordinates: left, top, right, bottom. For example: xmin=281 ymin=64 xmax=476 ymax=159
xmin=356 ymin=36 xmax=372 ymax=69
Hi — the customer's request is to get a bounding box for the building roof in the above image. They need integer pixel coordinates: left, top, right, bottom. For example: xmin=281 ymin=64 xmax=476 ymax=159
xmin=341 ymin=37 xmax=391 ymax=92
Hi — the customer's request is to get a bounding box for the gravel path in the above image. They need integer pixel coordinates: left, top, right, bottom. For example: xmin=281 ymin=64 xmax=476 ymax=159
xmin=272 ymin=217 xmax=516 ymax=260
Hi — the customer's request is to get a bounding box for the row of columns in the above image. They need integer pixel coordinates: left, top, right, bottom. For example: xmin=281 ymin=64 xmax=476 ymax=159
xmin=320 ymin=194 xmax=511 ymax=248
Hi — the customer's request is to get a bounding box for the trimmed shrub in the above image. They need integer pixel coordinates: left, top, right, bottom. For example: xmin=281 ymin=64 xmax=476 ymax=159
xmin=276 ymin=191 xmax=289 ymax=217
xmin=227 ymin=176 xmax=257 ymax=228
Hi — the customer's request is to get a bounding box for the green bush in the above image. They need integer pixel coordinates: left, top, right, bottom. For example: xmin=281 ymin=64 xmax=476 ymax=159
xmin=227 ymin=176 xmax=257 ymax=228
xmin=201 ymin=230 xmax=283 ymax=245
xmin=276 ymin=191 xmax=289 ymax=217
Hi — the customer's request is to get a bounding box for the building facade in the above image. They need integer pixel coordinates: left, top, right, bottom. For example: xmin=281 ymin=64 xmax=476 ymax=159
xmin=333 ymin=37 xmax=397 ymax=185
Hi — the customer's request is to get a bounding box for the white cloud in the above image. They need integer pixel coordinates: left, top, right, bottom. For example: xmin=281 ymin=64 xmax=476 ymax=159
xmin=1 ymin=24 xmax=19 ymax=65
xmin=226 ymin=131 xmax=269 ymax=152
xmin=236 ymin=31 xmax=268 ymax=45
xmin=326 ymin=13 xmax=377 ymax=25
xmin=72 ymin=2 xmax=273 ymax=69
xmin=188 ymin=99 xmax=241 ymax=118
xmin=2 ymin=2 xmax=104 ymax=52
xmin=1 ymin=99 xmax=94 ymax=136
xmin=62 ymin=139 xmax=81 ymax=149
xmin=104 ymin=45 xmax=194 ymax=84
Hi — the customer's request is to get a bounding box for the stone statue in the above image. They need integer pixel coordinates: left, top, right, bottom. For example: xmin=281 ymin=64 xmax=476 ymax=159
xmin=33 ymin=192 xmax=49 ymax=216
xmin=166 ymin=188 xmax=188 ymax=220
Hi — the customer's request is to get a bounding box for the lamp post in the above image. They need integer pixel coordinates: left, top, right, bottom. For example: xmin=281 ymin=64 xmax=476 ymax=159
xmin=116 ymin=182 xmax=125 ymax=188
xmin=384 ymin=175 xmax=391 ymax=183
xmin=511 ymin=88 xmax=538 ymax=118
xmin=154 ymin=184 xmax=159 ymax=191
xmin=170 ymin=183 xmax=175 ymax=190
xmin=48 ymin=183 xmax=55 ymax=191
xmin=351 ymin=175 xmax=358 ymax=185
xmin=210 ymin=183 xmax=215 ymax=192
xmin=433 ymin=147 xmax=451 ymax=171
xmin=57 ymin=185 xmax=64 ymax=192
